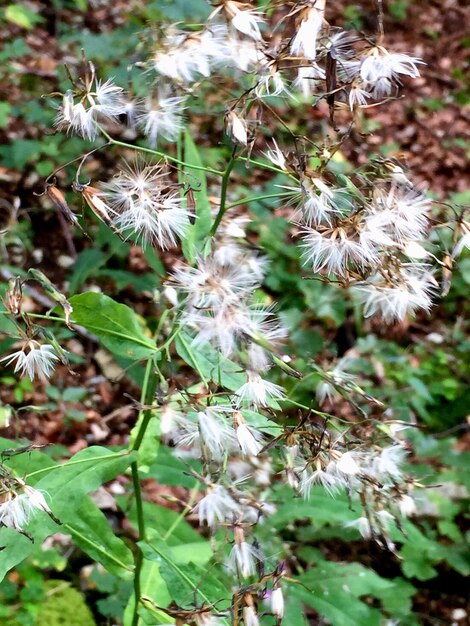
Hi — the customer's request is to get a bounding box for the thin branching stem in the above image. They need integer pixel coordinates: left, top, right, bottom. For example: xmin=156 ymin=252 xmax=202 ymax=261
xmin=226 ymin=190 xmax=294 ymax=209
xmin=130 ymin=356 xmax=159 ymax=626
xmin=210 ymin=151 xmax=237 ymax=236
xmin=98 ymin=127 xmax=223 ymax=176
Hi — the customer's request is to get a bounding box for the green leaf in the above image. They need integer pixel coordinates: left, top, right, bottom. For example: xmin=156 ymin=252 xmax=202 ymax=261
xmin=97 ymin=269 xmax=156 ymax=293
xmin=181 ymin=130 xmax=212 ymax=262
xmin=269 ymin=487 xmax=358 ymax=529
xmin=290 ymin=561 xmax=402 ymax=626
xmin=400 ymin=544 xmax=438 ymax=580
xmin=144 ymin=0 xmax=211 ymax=20
xmin=140 ymin=538 xmax=230 ymax=615
xmin=5 ymin=4 xmax=43 ymax=29
xmin=67 ymin=498 xmax=134 ymax=577
xmin=69 ymin=249 xmax=106 ymax=292
xmin=69 ymin=292 xmax=157 ymax=360
xmin=0 ymin=443 xmax=135 ymax=581
xmin=0 ymin=139 xmax=41 ymax=169
xmin=175 ymin=331 xmax=245 ymax=390
xmin=0 ymin=103 xmax=11 ymax=129
xmin=126 ymin=501 xmax=204 ymax=547
xmin=241 ymin=409 xmax=282 ymax=436
xmin=147 ymin=445 xmax=202 ymax=489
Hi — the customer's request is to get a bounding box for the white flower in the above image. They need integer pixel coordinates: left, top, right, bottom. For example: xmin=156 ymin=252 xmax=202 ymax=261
xmin=346 ymin=516 xmax=371 ymax=539
xmin=22 ymin=485 xmax=52 ymax=514
xmin=348 ymin=83 xmax=371 ymax=109
xmin=227 ymin=35 xmax=265 ymax=72
xmin=235 ymin=371 xmax=285 ymax=408
xmin=398 ymin=495 xmax=416 ymax=517
xmin=182 ymin=305 xmax=247 ymax=356
xmin=195 ymin=484 xmax=239 ymax=529
xmin=255 ymin=61 xmax=288 ymax=97
xmin=93 ymin=79 xmax=127 ymax=117
xmin=0 ymin=495 xmax=28 ymax=531
xmin=271 ymin=587 xmax=285 ymax=619
xmin=263 ymin=139 xmax=287 ymax=170
xmin=291 ymin=178 xmax=347 ymax=226
xmin=316 ymin=358 xmax=356 ymax=405
xmin=452 ymin=221 xmax=470 ymax=258
xmin=174 ymin=409 xmax=236 ymax=460
xmin=116 ymin=194 xmax=189 ymax=248
xmin=367 ymin=185 xmax=431 ymax=243
xmin=403 ymin=240 xmax=429 ymax=259
xmin=243 ymin=606 xmax=260 ymax=626
xmin=299 ymin=464 xmax=345 ymax=498
xmin=291 ymin=2 xmax=325 ymax=60
xmin=335 ymin=452 xmax=361 ymax=475
xmin=226 ymin=2 xmax=264 ymax=41
xmin=353 ymin=266 xmax=436 ymax=323
xmin=159 ymin=404 xmax=183 ymax=436
xmin=138 ymin=94 xmax=186 ymax=145
xmin=360 ymin=46 xmax=423 ymax=97
xmin=183 ymin=302 xmax=284 ymax=358
xmin=54 ymin=79 xmax=126 ymax=140
xmin=0 ymin=486 xmax=52 ymax=532
xmin=1 ymin=340 xmax=59 ymax=380
xmin=372 ymin=445 xmax=406 ymax=480
xmin=326 ymin=30 xmax=357 ymax=62
xmin=172 ymin=256 xmax=261 ymax=308
xmin=301 ymin=224 xmax=378 ymax=275
xmin=246 ymin=342 xmax=270 ymax=372
xmin=235 ymin=423 xmax=264 ymax=456
xmin=153 ymin=25 xmax=232 ymax=85
xmin=293 ymin=63 xmax=325 ymax=97
xmin=103 ymin=162 xmax=191 ymax=248
xmin=154 ymin=31 xmax=211 ymax=84
xmin=226 ymin=111 xmax=248 ymax=145
xmin=197 ymin=410 xmax=236 ymax=459
xmin=55 ymin=100 xmax=96 ymax=141
xmin=227 ymin=540 xmax=259 ymax=577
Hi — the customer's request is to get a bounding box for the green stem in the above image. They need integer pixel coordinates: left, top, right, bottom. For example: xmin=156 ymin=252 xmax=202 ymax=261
xmin=25 ymin=452 xmax=130 ymax=480
xmin=210 ymin=154 xmax=237 ymax=236
xmin=130 ymin=357 xmax=159 ymax=626
xmin=99 ymin=127 xmax=223 ymax=176
xmin=162 ymin=480 xmax=200 ymax=541
xmin=238 ymin=155 xmax=295 ymax=176
xmin=226 ymin=190 xmax=294 ymax=210
xmin=21 ymin=313 xmax=65 ymax=323
xmin=130 ymin=464 xmax=144 ymax=626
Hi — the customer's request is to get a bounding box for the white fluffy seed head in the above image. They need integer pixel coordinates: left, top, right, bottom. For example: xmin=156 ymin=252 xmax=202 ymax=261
xmin=1 ymin=341 xmax=60 ymax=381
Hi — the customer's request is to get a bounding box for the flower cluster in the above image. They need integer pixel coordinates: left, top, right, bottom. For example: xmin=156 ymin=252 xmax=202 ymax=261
xmin=279 ymin=416 xmax=416 ymax=550
xmin=55 ymin=69 xmax=127 ymax=141
xmin=283 ymin=168 xmax=437 ymax=322
xmin=172 ymin=218 xmax=286 ymax=407
xmin=155 ymin=225 xmax=291 ymax=618
xmin=102 ymin=161 xmax=192 ymax=248
xmin=53 ymin=1 xmax=424 ymax=150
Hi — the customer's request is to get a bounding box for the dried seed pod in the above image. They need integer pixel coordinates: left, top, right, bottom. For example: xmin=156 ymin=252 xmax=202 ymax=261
xmin=225 ymin=110 xmax=248 ymax=146
xmin=43 ymin=181 xmax=89 ymax=237
xmin=5 ymin=277 xmax=23 ymax=316
xmin=73 ymin=181 xmax=126 ymax=241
